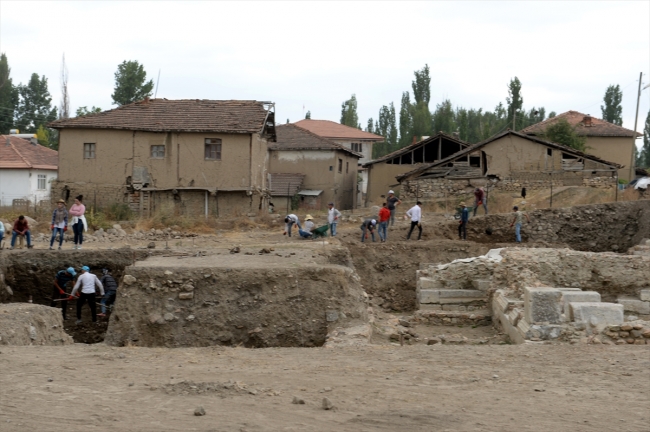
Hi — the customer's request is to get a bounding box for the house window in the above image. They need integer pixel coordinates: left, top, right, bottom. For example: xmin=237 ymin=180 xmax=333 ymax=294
xmin=351 ymin=143 xmax=363 ymax=152
xmin=329 ymin=166 xmax=333 ymax=171
xmin=547 ymin=148 xmax=552 ymax=156
xmin=37 ymin=174 xmax=46 ymax=190
xmin=83 ymin=143 xmax=95 ymax=159
xmin=150 ymin=145 xmax=165 ymax=159
xmin=338 ymin=158 xmax=343 ymax=173
xmin=346 ymin=162 xmax=349 ymax=173
xmin=205 ymin=138 xmax=222 ymax=160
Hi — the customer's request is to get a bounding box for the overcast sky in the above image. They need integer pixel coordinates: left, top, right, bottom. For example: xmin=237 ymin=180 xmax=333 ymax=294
xmin=1 ymin=1 xmax=649 ymax=143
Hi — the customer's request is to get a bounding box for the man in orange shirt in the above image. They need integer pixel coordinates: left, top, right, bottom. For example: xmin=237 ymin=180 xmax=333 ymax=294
xmin=378 ymin=202 xmax=391 ymax=242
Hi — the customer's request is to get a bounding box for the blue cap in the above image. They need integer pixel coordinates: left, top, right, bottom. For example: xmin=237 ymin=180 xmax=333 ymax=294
xmin=66 ymin=267 xmax=76 ymax=276
xmin=81 ymin=266 xmax=90 ymax=272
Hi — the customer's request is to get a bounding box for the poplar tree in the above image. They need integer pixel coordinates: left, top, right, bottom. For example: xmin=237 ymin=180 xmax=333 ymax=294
xmin=0 ymin=53 xmax=18 ymax=134
xmin=340 ymin=94 xmax=359 ymax=128
xmin=601 ymin=84 xmax=623 ymax=125
xmin=506 ymin=77 xmax=523 ymax=130
xmin=637 ymin=111 xmax=650 ymax=168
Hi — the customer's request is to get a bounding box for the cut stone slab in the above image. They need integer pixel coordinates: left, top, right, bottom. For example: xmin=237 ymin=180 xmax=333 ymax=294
xmin=617 ymin=296 xmax=650 ymax=315
xmin=570 ymin=302 xmax=624 ymax=326
xmin=417 ymin=277 xmax=444 ymax=290
xmin=524 ymin=287 xmax=563 ymax=324
xmin=640 ymin=289 xmax=650 ymax=302
xmin=472 ymin=280 xmax=491 ymax=291
xmin=561 ymin=291 xmax=601 ymax=321
xmin=418 ymin=289 xmax=484 ymax=305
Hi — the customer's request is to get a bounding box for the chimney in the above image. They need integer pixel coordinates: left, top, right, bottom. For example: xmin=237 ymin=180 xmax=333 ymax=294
xmin=583 ymin=114 xmax=592 ymax=127
xmin=412 ymin=136 xmax=417 ymax=145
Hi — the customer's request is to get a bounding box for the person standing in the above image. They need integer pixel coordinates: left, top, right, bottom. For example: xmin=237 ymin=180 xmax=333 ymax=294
xmin=49 ymin=199 xmax=69 ymax=250
xmin=406 ymin=201 xmax=423 ymax=240
xmin=458 ymin=202 xmax=469 ymax=240
xmin=10 ymin=216 xmax=33 ymax=249
xmin=360 ymin=218 xmax=377 ymax=243
xmin=509 ymin=206 xmax=530 ymax=243
xmin=50 ymin=267 xmax=76 ymax=320
xmin=378 ymin=202 xmax=390 ymax=242
xmin=386 ymin=190 xmax=402 ymax=227
xmin=70 ymin=266 xmax=104 ymax=324
xmin=283 ymin=214 xmax=301 ymax=237
xmin=98 ymin=268 xmax=118 ymax=317
xmin=473 ymin=187 xmax=488 ymax=216
xmin=327 ymin=203 xmax=342 ymax=237
xmin=69 ymin=195 xmax=87 ymax=250
xmin=299 ymin=215 xmax=315 ymax=239
xmin=0 ymin=218 xmax=4 ymax=249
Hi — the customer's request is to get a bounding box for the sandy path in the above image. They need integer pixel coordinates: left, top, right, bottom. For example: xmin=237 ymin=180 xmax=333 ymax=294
xmin=0 ymin=343 xmax=648 ymax=432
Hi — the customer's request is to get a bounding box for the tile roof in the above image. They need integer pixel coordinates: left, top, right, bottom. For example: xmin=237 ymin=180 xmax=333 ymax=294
xmin=0 ymin=135 xmax=58 ymax=170
xmin=49 ymin=99 xmax=275 ymax=135
xmin=363 ymin=132 xmax=470 ymax=167
xmin=396 ymin=130 xmax=621 ymax=182
xmin=268 ymin=173 xmax=305 ymax=196
xmin=293 ymin=119 xmax=384 ymax=141
xmin=521 ymin=110 xmax=640 ymax=138
xmin=269 ymin=124 xmax=362 ymax=157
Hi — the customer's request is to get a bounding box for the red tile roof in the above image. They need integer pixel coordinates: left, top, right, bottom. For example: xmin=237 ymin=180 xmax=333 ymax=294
xmin=49 ymin=99 xmax=275 ymax=135
xmin=0 ymin=135 xmax=58 ymax=170
xmin=293 ymin=119 xmax=384 ymax=141
xmin=521 ymin=110 xmax=640 ymax=138
xmin=269 ymin=124 xmax=362 ymax=158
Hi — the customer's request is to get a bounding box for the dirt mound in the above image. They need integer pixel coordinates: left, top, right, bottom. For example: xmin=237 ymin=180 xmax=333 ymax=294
xmin=0 ymin=303 xmax=73 ymax=346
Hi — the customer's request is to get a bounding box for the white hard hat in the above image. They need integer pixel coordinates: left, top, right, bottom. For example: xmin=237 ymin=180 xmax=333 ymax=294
xmin=388 ymin=190 xmax=394 ymax=194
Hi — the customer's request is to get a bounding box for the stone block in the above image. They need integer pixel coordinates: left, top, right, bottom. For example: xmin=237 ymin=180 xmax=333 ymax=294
xmin=561 ymin=291 xmax=601 ymax=321
xmin=525 ymin=324 xmax=563 ymax=340
xmin=419 ymin=289 xmax=484 ymax=305
xmin=417 ymin=277 xmax=444 ymax=290
xmin=524 ymin=287 xmax=563 ymax=324
xmin=472 ymin=280 xmax=491 ymax=291
xmin=640 ymin=289 xmax=650 ymax=302
xmin=617 ymin=296 xmax=650 ymax=315
xmin=570 ymin=302 xmax=624 ymax=326
xmin=418 ymin=289 xmax=440 ymax=304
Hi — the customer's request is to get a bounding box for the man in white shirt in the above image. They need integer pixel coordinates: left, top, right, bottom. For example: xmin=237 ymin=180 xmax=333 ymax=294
xmin=71 ymin=266 xmax=104 ymax=324
xmin=327 ymin=203 xmax=342 ymax=237
xmin=299 ymin=215 xmax=315 ymax=239
xmin=406 ymin=201 xmax=423 ymax=240
xmin=283 ymin=214 xmax=301 ymax=237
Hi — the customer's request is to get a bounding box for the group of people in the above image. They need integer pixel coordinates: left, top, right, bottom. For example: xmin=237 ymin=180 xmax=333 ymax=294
xmin=360 ymin=192 xmax=423 ymax=243
xmin=50 ymin=265 xmax=118 ymax=324
xmin=458 ymin=199 xmax=529 ymax=243
xmin=0 ymin=195 xmax=87 ymax=250
xmin=283 ymin=202 xmax=343 ymax=239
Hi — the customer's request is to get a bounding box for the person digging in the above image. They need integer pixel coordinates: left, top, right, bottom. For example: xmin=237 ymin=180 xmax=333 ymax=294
xmin=70 ymin=266 xmax=104 ymax=324
xmin=458 ymin=202 xmax=469 ymax=240
xmin=50 ymin=267 xmax=77 ymax=320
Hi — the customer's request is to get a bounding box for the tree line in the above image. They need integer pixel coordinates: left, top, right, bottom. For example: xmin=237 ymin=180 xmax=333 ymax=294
xmin=0 ymin=53 xmax=154 ymax=149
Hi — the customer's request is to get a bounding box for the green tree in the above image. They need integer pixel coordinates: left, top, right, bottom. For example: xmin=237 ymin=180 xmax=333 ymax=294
xmin=542 ymin=118 xmax=586 ymax=151
xmin=637 ymin=111 xmax=650 ymax=167
xmin=601 ymin=84 xmax=623 ymax=125
xmin=412 ymin=64 xmax=430 ymax=105
xmin=372 ymin=103 xmax=398 ymax=157
xmin=398 ymin=91 xmax=413 ymax=147
xmin=111 ymin=60 xmax=154 ymax=106
xmin=506 ymin=77 xmax=524 ymax=130
xmin=365 ymin=118 xmax=374 ymax=133
xmin=340 ymin=94 xmax=359 ymax=128
xmin=548 ymin=111 xmax=556 ymax=118
xmin=36 ymin=124 xmax=51 ymax=147
xmin=76 ymin=106 xmax=102 ymax=116
xmin=15 ymin=73 xmax=57 ymax=133
xmin=432 ymin=99 xmax=455 ymax=135
xmin=0 ymin=53 xmax=18 ymax=134
xmin=305 ymin=110 xmax=311 ymax=119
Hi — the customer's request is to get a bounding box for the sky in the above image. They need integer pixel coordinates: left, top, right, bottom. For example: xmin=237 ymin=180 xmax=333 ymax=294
xmin=1 ymin=1 xmax=649 ymax=144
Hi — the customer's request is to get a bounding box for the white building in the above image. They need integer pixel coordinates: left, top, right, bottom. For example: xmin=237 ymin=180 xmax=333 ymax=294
xmin=0 ymin=135 xmax=58 ymax=207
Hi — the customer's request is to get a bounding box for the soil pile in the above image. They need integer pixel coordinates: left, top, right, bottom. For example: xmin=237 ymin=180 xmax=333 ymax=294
xmin=0 ymin=303 xmax=73 ymax=346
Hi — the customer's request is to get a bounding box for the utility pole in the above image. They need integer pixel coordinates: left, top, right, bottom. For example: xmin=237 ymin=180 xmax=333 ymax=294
xmin=631 ymin=72 xmax=643 ymax=180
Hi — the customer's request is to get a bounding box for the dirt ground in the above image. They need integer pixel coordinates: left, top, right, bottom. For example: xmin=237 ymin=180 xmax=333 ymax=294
xmin=0 ymin=343 xmax=648 ymax=432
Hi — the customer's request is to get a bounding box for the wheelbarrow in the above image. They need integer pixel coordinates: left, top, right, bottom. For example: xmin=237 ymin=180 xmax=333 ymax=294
xmin=311 ymin=224 xmax=329 ymax=239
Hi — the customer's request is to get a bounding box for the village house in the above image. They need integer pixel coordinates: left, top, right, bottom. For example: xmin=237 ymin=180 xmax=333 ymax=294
xmin=268 ymin=124 xmax=361 ymax=212
xmin=396 ymin=130 xmax=620 ymax=201
xmin=49 ymin=99 xmax=276 ymax=216
xmin=362 ymin=132 xmax=469 ymax=206
xmin=292 ymin=119 xmax=384 ymax=204
xmin=0 ymin=134 xmax=58 ymax=207
xmin=521 ymin=111 xmax=640 ymax=182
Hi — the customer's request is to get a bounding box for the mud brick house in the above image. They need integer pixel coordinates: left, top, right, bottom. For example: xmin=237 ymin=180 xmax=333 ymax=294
xmin=362 ymin=132 xmax=469 ymax=206
xmin=268 ymin=124 xmax=361 ymax=211
xmin=292 ymin=119 xmax=383 ymax=204
xmin=521 ymin=111 xmax=640 ymax=181
xmin=396 ymin=130 xmax=620 ymax=200
xmin=0 ymin=134 xmax=58 ymax=206
xmin=49 ymin=99 xmax=276 ymax=216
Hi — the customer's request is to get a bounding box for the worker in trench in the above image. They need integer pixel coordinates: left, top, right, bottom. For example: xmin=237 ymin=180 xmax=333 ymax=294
xmin=70 ymin=266 xmax=104 ymax=324
xmin=98 ymin=268 xmax=118 ymax=318
xmin=50 ymin=266 xmax=77 ymax=320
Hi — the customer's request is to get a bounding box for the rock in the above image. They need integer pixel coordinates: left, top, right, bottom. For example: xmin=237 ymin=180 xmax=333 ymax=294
xmin=230 ymin=247 xmax=240 ymax=254
xmin=194 ymin=406 xmax=206 ymax=416
xmin=112 ymin=224 xmax=122 ymax=230
xmin=155 ymin=230 xmax=164 ymax=236
xmin=634 ymin=339 xmax=646 ymax=345
xmin=398 ymin=319 xmax=411 ymax=327
xmin=427 ymin=338 xmax=441 ymax=345
xmin=322 ymin=397 xmax=334 ymax=410
xmin=640 ymin=289 xmax=650 ymax=302
xmin=163 ymin=313 xmax=175 ymax=322
xmin=642 ymin=329 xmax=650 ymax=338
xmin=620 ymin=324 xmax=633 ymax=331
xmin=123 ymin=275 xmax=137 ymax=285
xmin=292 ymin=396 xmax=305 ymax=405
xmin=259 ymin=248 xmax=271 ymax=254
xmin=24 ymin=216 xmax=37 ymax=227
xmin=147 ymin=242 xmax=156 ymax=249
xmin=5 ymin=285 xmax=13 ymax=296
xmin=29 ymin=325 xmax=37 ymax=340
xmin=326 ymin=310 xmax=338 ymax=322
xmin=626 ymin=315 xmax=639 ymax=322
xmin=178 ymin=292 xmax=194 ymax=300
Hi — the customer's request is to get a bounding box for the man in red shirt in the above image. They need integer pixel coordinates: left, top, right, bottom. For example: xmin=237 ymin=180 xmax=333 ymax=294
xmin=378 ymin=202 xmax=391 ymax=242
xmin=473 ymin=187 xmax=488 ymax=216
xmin=10 ymin=215 xmax=33 ymax=249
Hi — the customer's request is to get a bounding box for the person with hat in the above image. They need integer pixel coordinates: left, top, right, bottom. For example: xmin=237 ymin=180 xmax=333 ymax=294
xmin=386 ymin=190 xmax=402 ymax=227
xmin=327 ymin=203 xmax=342 ymax=237
xmin=406 ymin=201 xmax=423 ymax=240
xmin=9 ymin=215 xmax=33 ymax=249
xmin=378 ymin=202 xmax=390 ymax=242
xmin=509 ymin=205 xmax=530 ymax=243
xmin=98 ymin=268 xmax=118 ymax=317
xmin=49 ymin=199 xmax=69 ymax=250
xmin=458 ymin=202 xmax=469 ymax=240
xmin=50 ymin=267 xmax=77 ymax=320
xmin=299 ymin=215 xmax=315 ymax=239
xmin=69 ymin=195 xmax=87 ymax=250
xmin=70 ymin=266 xmax=104 ymax=324
xmin=360 ymin=218 xmax=377 ymax=243
xmin=283 ymin=214 xmax=301 ymax=237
